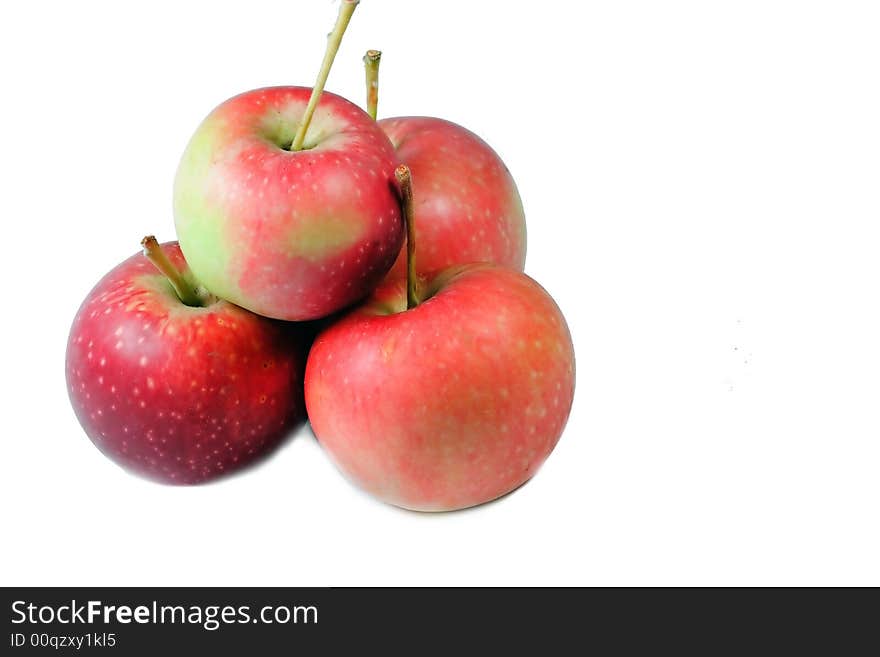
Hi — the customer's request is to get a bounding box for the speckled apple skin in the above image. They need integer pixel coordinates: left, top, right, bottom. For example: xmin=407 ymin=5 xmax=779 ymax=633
xmin=305 ymin=264 xmax=575 ymax=511
xmin=174 ymin=87 xmax=403 ymax=321
xmin=66 ymin=243 xmax=306 ymax=484
xmin=378 ymin=117 xmax=527 ymax=280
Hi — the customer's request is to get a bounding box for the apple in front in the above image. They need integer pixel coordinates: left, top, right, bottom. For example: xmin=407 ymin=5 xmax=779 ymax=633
xmin=379 ymin=117 xmax=526 ymax=279
xmin=66 ymin=242 xmax=306 ymax=484
xmin=305 ymin=264 xmax=575 ymax=511
xmin=174 ymin=87 xmax=403 ymax=321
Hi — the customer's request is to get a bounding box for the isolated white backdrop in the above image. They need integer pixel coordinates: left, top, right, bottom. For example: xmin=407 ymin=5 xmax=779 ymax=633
xmin=1 ymin=1 xmax=878 ymax=586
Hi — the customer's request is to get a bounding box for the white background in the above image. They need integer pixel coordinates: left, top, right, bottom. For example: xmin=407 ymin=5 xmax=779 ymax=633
xmin=1 ymin=0 xmax=878 ymax=586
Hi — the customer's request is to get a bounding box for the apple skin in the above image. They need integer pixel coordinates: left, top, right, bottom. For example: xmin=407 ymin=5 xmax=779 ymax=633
xmin=174 ymin=87 xmax=404 ymax=321
xmin=66 ymin=242 xmax=307 ymax=484
xmin=304 ymin=264 xmax=574 ymax=511
xmin=378 ymin=117 xmax=527 ymax=279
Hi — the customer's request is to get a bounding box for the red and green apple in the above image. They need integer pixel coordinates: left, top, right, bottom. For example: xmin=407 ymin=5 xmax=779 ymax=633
xmin=173 ymin=0 xmax=403 ymax=321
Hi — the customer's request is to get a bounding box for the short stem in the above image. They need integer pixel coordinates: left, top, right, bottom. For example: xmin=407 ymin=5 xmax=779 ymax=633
xmin=363 ymin=49 xmax=381 ymax=119
xmin=290 ymin=0 xmax=359 ymax=151
xmin=395 ymin=164 xmax=419 ymax=309
xmin=141 ymin=236 xmax=203 ymax=307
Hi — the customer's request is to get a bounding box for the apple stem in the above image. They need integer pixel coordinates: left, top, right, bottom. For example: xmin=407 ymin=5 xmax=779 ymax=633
xmin=395 ymin=164 xmax=419 ymax=309
xmin=140 ymin=236 xmax=205 ymax=307
xmin=290 ymin=0 xmax=359 ymax=152
xmin=363 ymin=49 xmax=381 ymax=120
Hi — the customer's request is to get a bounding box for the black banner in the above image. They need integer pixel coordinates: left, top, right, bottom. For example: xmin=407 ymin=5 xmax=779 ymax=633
xmin=1 ymin=587 xmax=874 ymax=653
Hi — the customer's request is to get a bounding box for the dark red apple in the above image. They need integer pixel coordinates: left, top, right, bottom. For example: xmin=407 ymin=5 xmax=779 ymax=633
xmin=65 ymin=239 xmax=306 ymax=484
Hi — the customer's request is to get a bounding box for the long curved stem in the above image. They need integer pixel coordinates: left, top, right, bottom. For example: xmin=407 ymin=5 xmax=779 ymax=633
xmin=395 ymin=165 xmax=419 ymax=309
xmin=363 ymin=49 xmax=382 ymax=119
xmin=290 ymin=0 xmax=359 ymax=152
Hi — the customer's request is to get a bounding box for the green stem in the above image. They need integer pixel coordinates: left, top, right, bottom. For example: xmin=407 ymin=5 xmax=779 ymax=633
xmin=363 ymin=49 xmax=381 ymax=119
xmin=395 ymin=164 xmax=419 ymax=309
xmin=290 ymin=0 xmax=359 ymax=151
xmin=141 ymin=236 xmax=203 ymax=307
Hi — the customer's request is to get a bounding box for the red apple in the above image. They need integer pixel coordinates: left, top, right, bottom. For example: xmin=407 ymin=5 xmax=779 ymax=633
xmin=65 ymin=239 xmax=307 ymax=484
xmin=304 ymin=263 xmax=575 ymax=511
xmin=174 ymin=1 xmax=404 ymax=321
xmin=378 ymin=116 xmax=527 ymax=279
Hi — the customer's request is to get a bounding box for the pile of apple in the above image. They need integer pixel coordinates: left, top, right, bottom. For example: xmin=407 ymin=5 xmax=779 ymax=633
xmin=65 ymin=1 xmax=574 ymax=511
